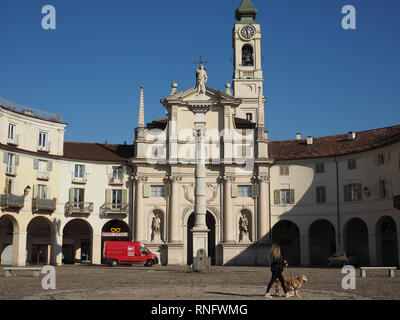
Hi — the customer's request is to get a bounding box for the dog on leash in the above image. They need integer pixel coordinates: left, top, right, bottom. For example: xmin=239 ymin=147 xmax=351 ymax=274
xmin=274 ymin=275 xmax=308 ymax=297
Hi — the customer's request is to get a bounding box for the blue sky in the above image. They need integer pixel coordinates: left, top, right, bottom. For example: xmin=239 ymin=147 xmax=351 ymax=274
xmin=0 ymin=0 xmax=399 ymax=144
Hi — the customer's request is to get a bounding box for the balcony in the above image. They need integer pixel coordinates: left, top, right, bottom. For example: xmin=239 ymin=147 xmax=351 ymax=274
xmin=72 ymin=173 xmax=87 ymax=184
xmin=103 ymin=202 xmax=129 ymax=215
xmin=5 ymin=165 xmax=16 ymax=176
xmin=32 ymin=198 xmax=56 ymax=213
xmin=108 ymin=175 xmax=124 ymax=185
xmin=0 ymin=194 xmax=25 ymax=209
xmin=7 ymin=135 xmax=19 ymax=146
xmin=38 ymin=142 xmax=50 ymax=153
xmin=37 ymin=171 xmax=49 ymax=180
xmin=65 ymin=202 xmax=93 ymax=215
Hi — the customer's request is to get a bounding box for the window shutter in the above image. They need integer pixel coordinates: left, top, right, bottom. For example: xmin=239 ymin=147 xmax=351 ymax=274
xmin=384 ymin=152 xmax=391 ymax=164
xmin=69 ymin=188 xmax=74 ymax=203
xmin=70 ymin=163 xmax=75 ymax=173
xmin=387 ymin=179 xmax=393 ymax=197
xmin=344 ymin=184 xmax=350 ymax=202
xmin=47 ymin=161 xmax=53 ymax=172
xmin=33 ymin=159 xmax=39 ymax=169
xmin=105 ymin=189 xmax=112 ymax=204
xmin=164 ymin=184 xmax=171 ymax=197
xmin=11 ymin=180 xmax=17 ymax=195
xmin=47 ymin=185 xmax=52 ymax=199
xmin=274 ymin=190 xmax=280 ymax=204
xmin=231 ymin=184 xmax=238 ymax=198
xmin=290 ymin=189 xmax=295 ymax=204
xmin=14 ymin=155 xmax=19 ymax=166
xmin=106 ymin=166 xmax=113 ymax=175
xmin=33 ymin=184 xmax=39 ymax=199
xmin=143 ymin=184 xmax=150 ymax=198
xmin=121 ymin=189 xmax=128 ymax=205
xmin=374 ymin=155 xmax=379 ymax=166
xmin=374 ymin=182 xmax=380 ymax=199
xmin=85 ymin=164 xmax=91 ymax=174
xmin=5 ymin=178 xmax=10 ymax=194
xmin=252 ymin=184 xmax=259 ymax=198
xmin=3 ymin=152 xmax=8 ymax=164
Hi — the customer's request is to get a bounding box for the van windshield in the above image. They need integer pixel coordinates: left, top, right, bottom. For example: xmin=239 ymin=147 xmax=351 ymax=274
xmin=140 ymin=247 xmax=150 ymax=255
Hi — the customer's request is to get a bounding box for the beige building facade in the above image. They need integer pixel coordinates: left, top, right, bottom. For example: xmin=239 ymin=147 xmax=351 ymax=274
xmin=1 ymin=0 xmax=399 ymax=267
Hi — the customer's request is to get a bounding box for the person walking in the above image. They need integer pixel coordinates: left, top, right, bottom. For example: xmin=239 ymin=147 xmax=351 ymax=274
xmin=265 ymin=243 xmax=293 ymax=298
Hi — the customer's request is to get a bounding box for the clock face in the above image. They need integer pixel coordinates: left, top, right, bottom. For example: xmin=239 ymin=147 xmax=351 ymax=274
xmin=240 ymin=25 xmax=255 ymax=39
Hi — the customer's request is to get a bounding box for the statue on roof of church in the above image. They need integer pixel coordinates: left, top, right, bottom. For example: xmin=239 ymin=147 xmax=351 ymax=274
xmin=196 ymin=64 xmax=208 ymax=95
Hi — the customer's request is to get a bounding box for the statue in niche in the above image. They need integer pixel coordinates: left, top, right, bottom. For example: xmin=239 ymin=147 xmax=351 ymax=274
xmin=151 ymin=212 xmax=161 ymax=242
xmin=239 ymin=212 xmax=250 ymax=242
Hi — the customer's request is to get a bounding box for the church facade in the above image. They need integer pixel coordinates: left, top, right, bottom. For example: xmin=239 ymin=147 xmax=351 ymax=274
xmin=1 ymin=0 xmax=399 ymax=267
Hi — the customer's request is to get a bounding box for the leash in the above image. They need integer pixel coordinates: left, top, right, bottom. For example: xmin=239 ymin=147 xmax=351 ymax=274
xmin=285 ymin=261 xmax=295 ymax=290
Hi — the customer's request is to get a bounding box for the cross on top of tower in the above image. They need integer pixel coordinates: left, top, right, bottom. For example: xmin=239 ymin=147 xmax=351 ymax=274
xmin=194 ymin=56 xmax=208 ymax=68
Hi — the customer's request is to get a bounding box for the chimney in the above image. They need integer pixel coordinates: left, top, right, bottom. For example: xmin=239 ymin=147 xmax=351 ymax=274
xmin=296 ymin=133 xmax=301 ymax=140
xmin=307 ymin=136 xmax=313 ymax=145
xmin=348 ymin=131 xmax=356 ymax=140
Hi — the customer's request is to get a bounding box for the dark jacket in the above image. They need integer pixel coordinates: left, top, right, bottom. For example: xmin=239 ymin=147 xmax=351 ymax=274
xmin=270 ymin=256 xmax=286 ymax=273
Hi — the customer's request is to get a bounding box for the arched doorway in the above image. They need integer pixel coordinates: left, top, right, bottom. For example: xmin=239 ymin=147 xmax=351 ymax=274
xmin=27 ymin=217 xmax=53 ymax=265
xmin=271 ymin=220 xmax=300 ymax=266
xmin=0 ymin=215 xmax=17 ymax=265
xmin=62 ymin=219 xmax=93 ymax=264
xmin=101 ymin=219 xmax=130 ymax=264
xmin=187 ymin=212 xmax=216 ymax=266
xmin=344 ymin=218 xmax=369 ymax=266
xmin=376 ymin=216 xmax=398 ymax=266
xmin=309 ymin=220 xmax=336 ymax=266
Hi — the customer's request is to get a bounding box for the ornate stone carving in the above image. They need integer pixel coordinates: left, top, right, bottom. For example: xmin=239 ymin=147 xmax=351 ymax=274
xmin=222 ymin=175 xmax=236 ymax=183
xmin=239 ymin=211 xmax=250 ymax=243
xmin=207 ymin=184 xmax=219 ymax=203
xmin=196 ymin=64 xmax=208 ymax=95
xmin=134 ymin=176 xmax=148 ymax=183
xmin=182 ymin=184 xmax=195 ymax=204
xmin=257 ymin=175 xmax=270 ymax=183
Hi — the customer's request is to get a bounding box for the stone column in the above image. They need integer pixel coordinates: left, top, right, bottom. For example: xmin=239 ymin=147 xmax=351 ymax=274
xmin=12 ymin=231 xmax=27 ymax=267
xmin=192 ymin=129 xmax=210 ymax=257
xmin=92 ymin=233 xmax=102 ymax=265
xmin=169 ymin=175 xmax=182 ymax=243
xmin=223 ymin=175 xmax=235 ymax=243
xmin=258 ymin=175 xmax=270 ymax=243
xmin=135 ymin=176 xmax=148 ymax=242
xmin=53 ymin=230 xmax=63 ymax=266
xmin=300 ymin=231 xmax=310 ymax=266
xmin=368 ymin=233 xmax=377 ymax=266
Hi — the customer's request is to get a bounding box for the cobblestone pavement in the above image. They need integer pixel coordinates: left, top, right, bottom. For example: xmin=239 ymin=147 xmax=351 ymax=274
xmin=0 ymin=265 xmax=399 ymax=300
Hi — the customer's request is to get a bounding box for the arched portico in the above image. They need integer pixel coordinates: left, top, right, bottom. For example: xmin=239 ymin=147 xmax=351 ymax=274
xmin=272 ymin=220 xmax=301 ymax=266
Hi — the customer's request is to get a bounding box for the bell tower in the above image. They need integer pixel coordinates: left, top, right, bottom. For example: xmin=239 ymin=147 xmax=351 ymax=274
xmin=232 ymin=0 xmax=264 ymax=123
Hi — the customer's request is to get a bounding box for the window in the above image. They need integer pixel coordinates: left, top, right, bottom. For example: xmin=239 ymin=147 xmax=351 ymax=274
xmin=74 ymin=164 xmax=85 ymax=180
xmin=378 ymin=178 xmax=392 ymax=199
xmin=279 ymin=166 xmax=289 ymax=176
xmin=315 ymin=163 xmax=325 ymax=174
xmin=7 ymin=123 xmax=17 ymax=144
xmin=151 ymin=186 xmax=164 ymax=197
xmin=112 ymin=190 xmax=122 ymax=208
xmin=113 ymin=167 xmax=123 ymax=181
xmin=242 ymin=44 xmax=254 ymax=66
xmin=37 ymin=185 xmax=47 ymax=199
xmin=344 ymin=183 xmax=362 ymax=201
xmin=348 ymin=159 xmax=357 ymax=170
xmin=5 ymin=153 xmax=16 ymax=175
xmin=38 ymin=131 xmax=49 ymax=151
xmin=376 ymin=152 xmax=390 ymax=166
xmin=245 ymin=113 xmax=253 ymax=121
xmin=274 ymin=189 xmax=295 ymax=205
xmin=238 ymin=185 xmax=252 ymax=197
xmin=316 ymin=186 xmax=326 ymax=203
xmin=38 ymin=160 xmax=48 ymax=180
xmin=73 ymin=188 xmax=85 ymax=203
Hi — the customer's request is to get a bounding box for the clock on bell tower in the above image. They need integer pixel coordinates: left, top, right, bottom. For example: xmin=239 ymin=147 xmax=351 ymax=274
xmin=233 ymin=0 xmax=264 ymax=101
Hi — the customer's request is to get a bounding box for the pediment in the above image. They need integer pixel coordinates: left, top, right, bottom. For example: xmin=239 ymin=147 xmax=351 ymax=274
xmin=161 ymin=86 xmax=241 ymax=107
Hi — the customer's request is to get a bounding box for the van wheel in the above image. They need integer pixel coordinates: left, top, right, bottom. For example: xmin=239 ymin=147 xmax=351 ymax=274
xmin=145 ymin=260 xmax=153 ymax=267
xmin=111 ymin=260 xmax=118 ymax=267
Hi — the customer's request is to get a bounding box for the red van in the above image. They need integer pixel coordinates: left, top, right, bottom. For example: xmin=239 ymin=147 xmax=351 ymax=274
xmin=103 ymin=241 xmax=158 ymax=267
